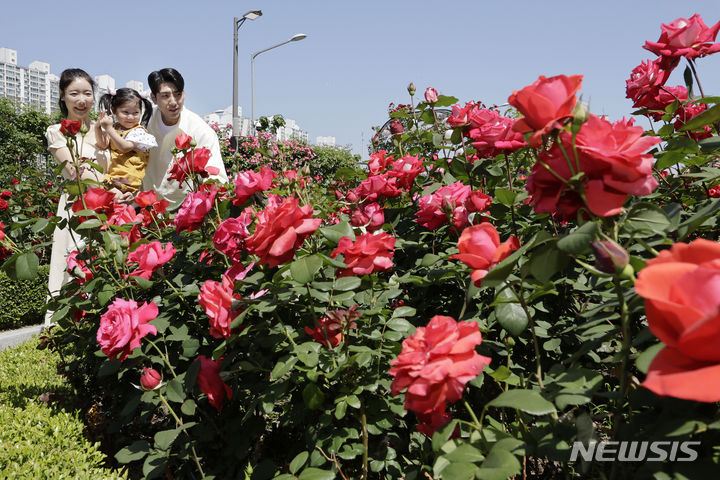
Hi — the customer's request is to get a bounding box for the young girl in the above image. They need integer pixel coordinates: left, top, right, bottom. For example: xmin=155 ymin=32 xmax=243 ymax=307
xmin=97 ymin=88 xmax=157 ymax=193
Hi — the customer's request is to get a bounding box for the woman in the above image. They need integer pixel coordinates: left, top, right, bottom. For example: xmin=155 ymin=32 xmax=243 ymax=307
xmin=44 ymin=68 xmax=111 ymax=323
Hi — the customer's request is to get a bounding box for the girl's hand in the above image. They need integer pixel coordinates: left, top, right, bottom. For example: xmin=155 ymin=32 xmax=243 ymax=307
xmin=97 ymin=111 xmax=114 ymax=130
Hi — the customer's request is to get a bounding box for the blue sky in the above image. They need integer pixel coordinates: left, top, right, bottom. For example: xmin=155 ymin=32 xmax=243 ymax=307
xmin=2 ymin=1 xmax=720 ymax=159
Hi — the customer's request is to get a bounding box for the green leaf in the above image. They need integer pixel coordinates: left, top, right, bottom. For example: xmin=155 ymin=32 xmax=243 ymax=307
xmin=476 ymin=448 xmax=522 ymax=480
xmin=319 ymin=221 xmax=355 ymax=244
xmin=623 ymin=203 xmax=670 ymax=236
xmin=392 ymin=306 xmax=417 ymax=318
xmin=678 ymin=198 xmax=720 ymax=240
xmin=443 ymin=444 xmax=485 ymax=463
xmin=386 ymin=317 xmax=414 ymax=333
xmin=302 ymin=383 xmax=325 ymax=410
xmin=14 ymin=252 xmax=39 ymax=281
xmin=165 ymin=378 xmax=185 ymax=403
xmin=290 ymin=255 xmax=323 ymax=284
xmin=290 ymin=451 xmax=309 ymax=474
xmin=494 ymin=287 xmax=528 ymax=336
xmin=97 ymin=283 xmax=115 ymax=306
xmin=433 ymin=94 xmax=459 ymax=108
xmin=494 ymin=188 xmax=517 ymax=207
xmin=439 ymin=462 xmax=478 ymax=479
xmin=297 ymin=467 xmax=336 ymax=480
xmin=528 ymin=243 xmax=567 ymax=283
xmin=271 ymin=356 xmax=298 ymax=380
xmin=654 ymin=150 xmax=686 ymax=171
xmin=432 ymin=419 xmax=459 ymax=452
xmin=488 ymin=389 xmax=556 ymax=416
xmin=295 ymin=342 xmax=321 ymax=368
xmin=75 ymin=218 xmax=103 ymax=230
xmin=181 ymin=399 xmax=196 ymax=416
xmin=557 ymin=222 xmax=598 ymax=254
xmin=335 ymin=400 xmax=347 ymax=419
xmin=636 ymin=342 xmax=664 ymax=374
xmin=154 ymin=427 xmax=181 ymax=451
xmin=333 ymin=276 xmax=361 ymax=291
xmin=679 ymin=103 xmax=720 ymax=131
xmin=142 ymin=453 xmax=167 ymax=480
xmin=115 ymin=439 xmax=150 ymax=463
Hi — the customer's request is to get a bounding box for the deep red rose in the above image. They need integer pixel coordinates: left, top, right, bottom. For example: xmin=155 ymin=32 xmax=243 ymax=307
xmin=635 ymin=239 xmax=720 ymax=402
xmin=10 ymin=179 xmax=19 ymax=185
xmin=389 ymin=315 xmax=491 ymax=414
xmin=389 ymin=119 xmax=404 ymax=135
xmin=350 ymin=202 xmax=385 ymax=231
xmin=60 ymin=119 xmax=82 ymax=136
xmin=644 ymin=14 xmax=720 ymax=69
xmin=709 ymin=184 xmax=720 ymax=198
xmin=0 ymin=221 xmax=5 ymax=242
xmin=127 ymin=241 xmax=176 ymax=280
xmin=198 ymin=274 xmax=241 ymax=339
xmin=140 ymin=368 xmax=162 ymax=391
xmin=625 ymin=59 xmax=672 ymax=108
xmin=96 ymin=298 xmax=158 ymax=361
xmin=245 ymin=195 xmax=321 ymax=267
xmin=674 ymin=101 xmax=713 ymax=141
xmin=168 ymin=147 xmax=214 ymax=184
xmin=196 ymin=355 xmax=233 ymax=411
xmin=0 ymin=190 xmax=12 ymax=199
xmin=425 ymin=87 xmax=439 ymax=105
xmin=0 ymin=200 xmax=8 ymax=211
xmin=174 ymin=189 xmax=217 ymax=233
xmin=367 ymin=150 xmax=394 ymax=176
xmin=331 ymin=231 xmax=395 ymax=277
xmin=232 ymin=166 xmax=276 ymax=206
xmin=304 ymin=306 xmax=360 ymax=348
xmin=71 ymin=187 xmax=115 ymax=213
xmin=416 ymin=407 xmax=453 ymax=437
xmin=175 ymin=132 xmax=193 ymax=150
xmin=508 ymin=74 xmax=583 ymax=147
xmin=451 ymin=223 xmax=519 ymax=287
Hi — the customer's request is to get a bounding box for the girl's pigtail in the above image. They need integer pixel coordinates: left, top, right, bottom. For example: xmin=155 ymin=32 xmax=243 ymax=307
xmin=140 ymin=97 xmax=153 ymax=127
xmin=98 ymin=94 xmax=113 ymax=114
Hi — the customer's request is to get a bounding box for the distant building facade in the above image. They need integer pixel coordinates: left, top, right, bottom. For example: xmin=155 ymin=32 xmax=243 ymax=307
xmin=0 ymin=47 xmax=59 ymax=114
xmin=202 ymin=105 xmax=310 ymax=143
xmin=316 ymin=136 xmax=336 ymax=146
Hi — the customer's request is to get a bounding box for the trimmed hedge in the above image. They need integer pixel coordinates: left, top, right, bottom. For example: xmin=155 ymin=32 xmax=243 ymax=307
xmin=0 ymin=336 xmax=123 ymax=478
xmin=0 ymin=264 xmax=49 ymax=331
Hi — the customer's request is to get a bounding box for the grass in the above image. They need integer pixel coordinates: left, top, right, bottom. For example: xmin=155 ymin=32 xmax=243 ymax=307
xmin=0 ymin=335 xmax=124 ymax=479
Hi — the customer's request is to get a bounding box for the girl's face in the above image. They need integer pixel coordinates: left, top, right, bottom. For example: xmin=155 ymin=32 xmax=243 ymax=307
xmin=114 ymin=100 xmax=141 ymax=130
xmin=61 ymin=78 xmax=94 ymax=121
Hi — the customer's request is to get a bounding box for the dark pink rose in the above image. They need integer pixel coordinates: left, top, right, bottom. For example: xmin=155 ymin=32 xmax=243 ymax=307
xmin=140 ymin=368 xmax=162 ymax=390
xmin=127 ymin=241 xmax=177 ymax=280
xmin=232 ymin=166 xmax=276 ymax=206
xmin=96 ymin=298 xmax=158 ymax=361
xmin=644 ymin=14 xmax=720 ymax=69
xmin=196 ymin=355 xmax=233 ymax=411
xmin=174 ymin=188 xmax=217 ymax=233
xmin=350 ymin=202 xmax=385 ymax=231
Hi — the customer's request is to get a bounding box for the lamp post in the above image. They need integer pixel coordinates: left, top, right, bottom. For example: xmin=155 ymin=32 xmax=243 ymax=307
xmin=251 ymin=33 xmax=307 ymax=128
xmin=232 ymin=10 xmax=262 ymax=145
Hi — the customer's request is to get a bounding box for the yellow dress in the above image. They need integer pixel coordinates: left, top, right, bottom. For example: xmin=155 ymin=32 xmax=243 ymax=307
xmin=104 ymin=124 xmax=154 ymax=192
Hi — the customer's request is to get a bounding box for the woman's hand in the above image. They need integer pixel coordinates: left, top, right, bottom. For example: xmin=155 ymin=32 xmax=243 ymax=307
xmin=109 ymin=187 xmax=135 ymax=205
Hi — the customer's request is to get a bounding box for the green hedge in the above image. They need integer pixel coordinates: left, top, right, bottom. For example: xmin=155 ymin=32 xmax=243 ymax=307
xmin=0 ymin=336 xmax=123 ymax=479
xmin=0 ymin=264 xmax=49 ymax=331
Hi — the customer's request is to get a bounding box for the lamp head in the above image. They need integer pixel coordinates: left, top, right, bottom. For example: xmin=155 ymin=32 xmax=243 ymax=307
xmin=243 ymin=10 xmax=262 ymax=20
xmin=290 ymin=33 xmax=307 ymax=42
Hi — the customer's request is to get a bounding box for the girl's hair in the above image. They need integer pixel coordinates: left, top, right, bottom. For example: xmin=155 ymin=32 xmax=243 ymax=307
xmin=98 ymin=88 xmax=153 ymax=127
xmin=58 ymin=68 xmax=94 ymax=117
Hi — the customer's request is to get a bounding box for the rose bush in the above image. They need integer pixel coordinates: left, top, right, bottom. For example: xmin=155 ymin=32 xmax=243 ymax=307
xmin=3 ymin=13 xmax=718 ymax=480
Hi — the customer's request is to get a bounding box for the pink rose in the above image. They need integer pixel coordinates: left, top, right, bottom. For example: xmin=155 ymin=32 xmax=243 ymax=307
xmin=232 ymin=166 xmax=276 ymax=206
xmin=140 ymin=368 xmax=162 ymax=391
xmin=644 ymin=14 xmax=720 ymax=69
xmin=198 ymin=274 xmax=241 ymax=339
xmin=415 ymin=181 xmax=471 ymax=231
xmin=213 ymin=211 xmax=253 ymax=263
xmin=96 ymin=298 xmax=158 ymax=361
xmin=174 ymin=189 xmax=217 ymax=233
xmin=387 ymin=155 xmax=424 ymax=190
xmin=196 ymin=355 xmax=233 ymax=411
xmin=350 ymin=202 xmax=385 ymax=231
xmin=367 ymin=150 xmax=394 ymax=176
xmin=331 ymin=232 xmax=396 ymax=277
xmin=424 ymin=87 xmax=439 ymax=105
xmin=351 ymin=174 xmax=402 ymax=204
xmin=127 ymin=241 xmax=177 ymax=280
xmin=451 ymin=223 xmax=520 ymax=287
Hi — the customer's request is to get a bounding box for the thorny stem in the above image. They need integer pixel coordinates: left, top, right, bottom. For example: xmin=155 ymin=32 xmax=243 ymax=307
xmin=463 ymin=399 xmax=482 ymax=429
xmin=360 ymin=401 xmax=369 ymax=480
xmin=146 ymin=338 xmax=178 ymax=378
xmin=158 ymin=393 xmax=206 ymax=478
xmin=612 ymin=280 xmax=631 ymax=439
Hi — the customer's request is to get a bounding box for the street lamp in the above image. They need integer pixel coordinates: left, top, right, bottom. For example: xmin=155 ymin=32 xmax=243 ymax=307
xmin=251 ymin=33 xmax=307 ymax=127
xmin=232 ymin=10 xmax=262 ymax=144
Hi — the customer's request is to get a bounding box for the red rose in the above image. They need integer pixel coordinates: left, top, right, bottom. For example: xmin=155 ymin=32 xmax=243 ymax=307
xmin=508 ymin=74 xmax=583 ymax=147
xmin=0 ymin=221 xmax=5 ymax=242
xmin=415 ymin=181 xmax=471 ymax=231
xmin=635 ymin=239 xmax=720 ymax=402
xmin=232 ymin=166 xmax=276 ymax=206
xmin=644 ymin=14 xmax=720 ymax=69
xmin=709 ymin=184 xmax=720 ymax=198
xmin=140 ymin=368 xmax=162 ymax=391
xmin=466 ymin=190 xmax=492 ymax=213
xmin=0 ymin=190 xmax=12 ymax=199
xmin=416 ymin=408 xmax=453 ymax=437
xmin=213 ymin=211 xmax=253 ymax=263
xmin=96 ymin=298 xmax=158 ymax=361
xmin=245 ymin=195 xmax=321 ymax=267
xmin=389 ymin=119 xmax=404 ymax=135
xmin=10 ymin=178 xmax=19 ymax=185
xmin=331 ymin=231 xmax=395 ymax=277
xmin=467 ymin=109 xmax=527 ymax=157
xmin=168 ymin=147 xmax=213 ymax=184
xmin=198 ymin=275 xmax=242 ymax=339
xmin=60 ymin=119 xmax=82 ymax=136
xmin=71 ymin=187 xmax=115 ymax=213
xmin=387 ymin=154 xmax=424 ymax=190
xmin=66 ymin=250 xmax=93 ymax=283
xmin=451 ymin=223 xmax=519 ymax=287
xmin=389 ymin=315 xmax=491 ymax=414
xmin=350 ymin=202 xmax=385 ymax=231
xmin=674 ymin=102 xmax=713 ymax=141
xmin=107 ymin=203 xmax=143 ymax=227
xmin=446 ymin=102 xmax=480 ymax=130
xmin=367 ymin=150 xmax=394 ymax=176
xmin=196 ymin=355 xmax=233 ymax=411
xmin=625 ymin=59 xmax=671 ymax=108
xmin=352 ymin=174 xmax=402 ymax=203
xmin=175 ymin=132 xmax=193 ymax=150
xmin=174 ymin=189 xmax=217 ymax=233
xmin=127 ymin=241 xmax=176 ymax=280
xmin=424 ymin=87 xmax=439 ymax=105
xmin=304 ymin=306 xmax=360 ymax=348
xmin=0 ymin=200 xmax=8 ymax=211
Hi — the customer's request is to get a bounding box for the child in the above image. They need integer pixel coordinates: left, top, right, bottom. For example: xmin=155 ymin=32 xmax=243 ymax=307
xmin=97 ymin=88 xmax=157 ymax=194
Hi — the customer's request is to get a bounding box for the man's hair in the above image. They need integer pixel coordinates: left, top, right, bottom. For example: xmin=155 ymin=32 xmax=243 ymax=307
xmin=147 ymin=68 xmax=185 ymax=95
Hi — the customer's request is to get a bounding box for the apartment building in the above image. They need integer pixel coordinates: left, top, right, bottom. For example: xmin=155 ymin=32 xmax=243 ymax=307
xmin=0 ymin=47 xmax=59 ymax=114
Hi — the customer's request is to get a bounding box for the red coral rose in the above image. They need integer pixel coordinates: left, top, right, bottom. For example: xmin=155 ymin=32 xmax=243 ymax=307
xmin=175 ymin=132 xmax=193 ymax=150
xmin=198 ymin=274 xmax=241 ymax=339
xmin=644 ymin=14 xmax=720 ymax=69
xmin=168 ymin=147 xmax=214 ymax=184
xmin=232 ymin=166 xmax=276 ymax=206
xmin=350 ymin=202 xmax=385 ymax=231
xmin=389 ymin=315 xmax=491 ymax=414
xmin=352 ymin=174 xmax=402 ymax=203
xmin=67 ymin=250 xmax=93 ymax=283
xmin=387 ymin=154 xmax=424 ymax=190
xmin=508 ymin=74 xmax=583 ymax=147
xmin=331 ymin=231 xmax=395 ymax=277
xmin=60 ymin=119 xmax=82 ymax=136
xmin=245 ymin=195 xmax=321 ymax=267
xmin=467 ymin=108 xmax=527 ymax=158
xmin=71 ymin=187 xmax=115 ymax=213
xmin=305 ymin=306 xmax=360 ymax=348
xmin=451 ymin=223 xmax=519 ymax=287
xmin=127 ymin=241 xmax=176 ymax=280
xmin=625 ymin=59 xmax=672 ymax=108
xmin=196 ymin=355 xmax=233 ymax=411
xmin=96 ymin=298 xmax=158 ymax=361
xmin=416 ymin=181 xmax=481 ymax=231
xmin=635 ymin=239 xmax=720 ymax=402
xmin=367 ymin=150 xmax=394 ymax=176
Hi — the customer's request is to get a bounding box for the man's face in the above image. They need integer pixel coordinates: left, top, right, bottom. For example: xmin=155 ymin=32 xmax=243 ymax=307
xmin=152 ymin=82 xmax=185 ymax=126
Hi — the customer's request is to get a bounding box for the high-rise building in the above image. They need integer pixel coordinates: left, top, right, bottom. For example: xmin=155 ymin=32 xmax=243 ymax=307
xmin=0 ymin=47 xmax=59 ymax=114
xmin=316 ymin=136 xmax=336 ymax=146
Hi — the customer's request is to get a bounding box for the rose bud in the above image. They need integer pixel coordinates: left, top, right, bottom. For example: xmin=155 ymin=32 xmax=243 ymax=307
xmin=407 ymin=82 xmax=416 ymax=96
xmin=140 ymin=367 xmax=162 ymax=391
xmin=389 ymin=119 xmax=404 ymax=135
xmin=591 ymin=239 xmax=629 ymax=274
xmin=79 ymin=122 xmax=89 ymax=135
xmin=571 ymin=99 xmax=590 ymax=134
xmin=425 ymin=87 xmax=439 ymax=105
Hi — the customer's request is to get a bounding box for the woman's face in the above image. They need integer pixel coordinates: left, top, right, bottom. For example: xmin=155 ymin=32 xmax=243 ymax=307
xmin=61 ymin=78 xmax=94 ymax=121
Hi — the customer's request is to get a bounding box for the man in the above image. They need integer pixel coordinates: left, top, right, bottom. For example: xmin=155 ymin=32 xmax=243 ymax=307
xmin=144 ymin=68 xmax=228 ymax=207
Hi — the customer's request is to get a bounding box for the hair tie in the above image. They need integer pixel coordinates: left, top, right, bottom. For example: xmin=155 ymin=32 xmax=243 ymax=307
xmin=107 ymin=87 xmax=117 ymax=96
xmin=139 ymin=90 xmax=150 ymax=100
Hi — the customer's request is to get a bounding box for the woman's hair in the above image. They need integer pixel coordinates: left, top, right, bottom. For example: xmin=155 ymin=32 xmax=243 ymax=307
xmin=98 ymin=88 xmax=153 ymax=127
xmin=147 ymin=68 xmax=184 ymax=95
xmin=58 ymin=68 xmax=94 ymax=117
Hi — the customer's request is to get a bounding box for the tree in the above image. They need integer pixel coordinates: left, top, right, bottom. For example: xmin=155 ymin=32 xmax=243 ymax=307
xmin=0 ymin=98 xmax=55 ymax=168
